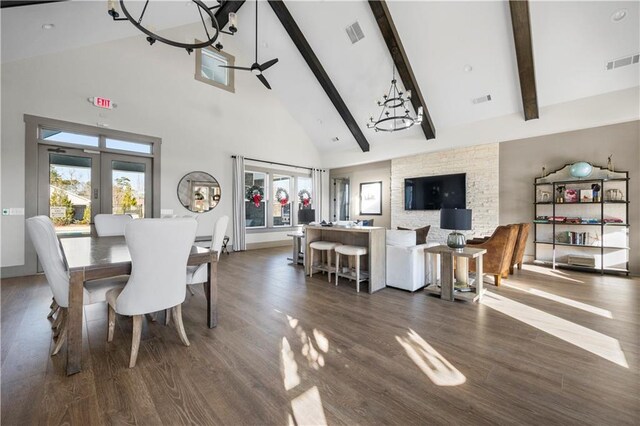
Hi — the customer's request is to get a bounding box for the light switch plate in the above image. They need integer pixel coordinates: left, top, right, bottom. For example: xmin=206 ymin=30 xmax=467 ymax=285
xmin=161 ymin=209 xmax=174 ymax=216
xmin=9 ymin=208 xmax=24 ymax=216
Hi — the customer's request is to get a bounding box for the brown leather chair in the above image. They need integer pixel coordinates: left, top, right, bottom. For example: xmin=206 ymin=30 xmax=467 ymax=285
xmin=468 ymin=225 xmax=518 ymax=286
xmin=509 ymin=223 xmax=531 ymax=274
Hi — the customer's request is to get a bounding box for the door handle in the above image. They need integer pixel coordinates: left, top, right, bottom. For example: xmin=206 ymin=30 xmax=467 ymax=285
xmin=93 ymin=188 xmax=99 ymax=199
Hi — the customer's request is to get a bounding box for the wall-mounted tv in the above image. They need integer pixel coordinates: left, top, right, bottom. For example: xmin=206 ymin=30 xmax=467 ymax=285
xmin=404 ymin=173 xmax=466 ymax=210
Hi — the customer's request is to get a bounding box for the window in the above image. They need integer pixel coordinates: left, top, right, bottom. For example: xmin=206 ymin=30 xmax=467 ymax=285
xmin=245 ymin=171 xmax=267 ymax=228
xmin=273 ymin=175 xmax=292 ymax=227
xmin=105 ymin=138 xmax=152 ymax=154
xmin=245 ymin=169 xmax=313 ymax=230
xmin=41 ymin=129 xmax=99 ymax=147
xmin=195 ymin=46 xmax=235 ymax=93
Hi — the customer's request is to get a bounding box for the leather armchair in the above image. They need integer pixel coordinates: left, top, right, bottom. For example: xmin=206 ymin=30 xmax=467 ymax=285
xmin=468 ymin=225 xmax=518 ymax=286
xmin=510 ymin=223 xmax=531 ymax=274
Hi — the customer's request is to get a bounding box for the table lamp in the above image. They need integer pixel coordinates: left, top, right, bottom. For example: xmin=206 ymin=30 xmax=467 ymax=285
xmin=440 ymin=208 xmax=472 ymax=250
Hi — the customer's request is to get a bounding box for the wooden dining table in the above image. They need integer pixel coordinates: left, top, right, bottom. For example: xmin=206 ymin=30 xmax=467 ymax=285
xmin=60 ymin=236 xmax=218 ymax=376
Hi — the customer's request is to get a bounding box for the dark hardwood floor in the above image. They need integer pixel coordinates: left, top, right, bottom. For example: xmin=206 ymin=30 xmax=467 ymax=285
xmin=2 ymin=247 xmax=638 ymax=425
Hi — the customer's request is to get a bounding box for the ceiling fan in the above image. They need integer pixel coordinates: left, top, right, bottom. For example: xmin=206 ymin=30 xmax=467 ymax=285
xmin=220 ymin=0 xmax=278 ymax=89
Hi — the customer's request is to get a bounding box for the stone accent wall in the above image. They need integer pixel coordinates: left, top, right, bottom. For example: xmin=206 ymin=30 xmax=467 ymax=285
xmin=391 ymin=143 xmax=499 ymax=242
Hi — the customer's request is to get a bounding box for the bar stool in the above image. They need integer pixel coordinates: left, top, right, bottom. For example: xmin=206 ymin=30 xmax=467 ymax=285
xmin=335 ymin=245 xmax=368 ymax=292
xmin=309 ymin=241 xmax=342 ymax=282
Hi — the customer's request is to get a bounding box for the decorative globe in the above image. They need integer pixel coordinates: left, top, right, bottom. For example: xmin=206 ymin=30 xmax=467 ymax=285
xmin=569 ymin=162 xmax=593 ymax=178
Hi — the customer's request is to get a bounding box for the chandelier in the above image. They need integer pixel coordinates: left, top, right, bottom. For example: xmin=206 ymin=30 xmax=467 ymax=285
xmin=107 ymin=0 xmax=238 ymax=54
xmin=367 ymin=67 xmax=423 ymax=132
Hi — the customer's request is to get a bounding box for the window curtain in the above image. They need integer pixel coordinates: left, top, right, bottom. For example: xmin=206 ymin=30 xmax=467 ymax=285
xmin=231 ymin=155 xmax=246 ymax=251
xmin=311 ymin=168 xmax=324 ymax=222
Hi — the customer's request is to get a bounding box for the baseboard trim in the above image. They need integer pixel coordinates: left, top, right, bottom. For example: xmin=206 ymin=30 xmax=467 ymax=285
xmin=246 ymin=240 xmax=292 ymax=250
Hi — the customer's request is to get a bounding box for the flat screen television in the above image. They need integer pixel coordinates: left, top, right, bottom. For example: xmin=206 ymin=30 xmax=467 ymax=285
xmin=404 ymin=173 xmax=466 ymax=210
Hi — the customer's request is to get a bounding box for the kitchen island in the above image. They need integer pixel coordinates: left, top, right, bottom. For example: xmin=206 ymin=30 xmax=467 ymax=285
xmin=304 ymin=225 xmax=386 ymax=293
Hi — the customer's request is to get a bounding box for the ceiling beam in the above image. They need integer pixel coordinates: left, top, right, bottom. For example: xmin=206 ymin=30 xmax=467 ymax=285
xmin=214 ymin=0 xmax=245 ymax=29
xmin=509 ymin=0 xmax=539 ymax=120
xmin=267 ymin=0 xmax=370 ymax=152
xmin=368 ymin=0 xmax=436 ymax=140
xmin=1 ymin=0 xmax=65 ymax=8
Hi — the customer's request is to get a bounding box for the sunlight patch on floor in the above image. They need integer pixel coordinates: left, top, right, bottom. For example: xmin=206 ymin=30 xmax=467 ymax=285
xmin=278 ymin=312 xmax=330 ymax=425
xmin=280 ymin=337 xmax=301 ymax=391
xmin=501 ymin=282 xmax=613 ymax=319
xmin=396 ymin=329 xmax=466 ymax=386
xmin=524 ymin=265 xmax=585 ymax=284
xmin=290 ymin=386 xmax=328 ymax=426
xmin=481 ymin=291 xmax=628 ymax=368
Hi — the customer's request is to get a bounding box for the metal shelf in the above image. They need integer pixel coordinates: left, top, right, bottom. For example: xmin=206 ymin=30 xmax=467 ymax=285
xmin=533 ymin=260 xmax=629 ymax=274
xmin=533 ymin=222 xmax=629 ymax=227
xmin=534 ymin=177 xmax=629 ymax=186
xmin=534 ymin=241 xmax=629 ymax=250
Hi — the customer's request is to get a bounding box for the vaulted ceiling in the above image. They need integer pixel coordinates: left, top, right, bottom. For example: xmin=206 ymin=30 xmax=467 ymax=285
xmin=2 ymin=1 xmax=639 ymax=166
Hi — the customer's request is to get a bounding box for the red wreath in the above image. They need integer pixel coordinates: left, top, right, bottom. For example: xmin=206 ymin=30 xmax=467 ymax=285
xmin=246 ymin=186 xmax=264 ymax=207
xmin=276 ymin=188 xmax=289 ymax=206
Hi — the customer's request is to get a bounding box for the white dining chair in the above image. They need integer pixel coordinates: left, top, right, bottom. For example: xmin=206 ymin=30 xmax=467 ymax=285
xmin=26 ymin=216 xmax=127 ymax=356
xmin=106 ymin=218 xmax=197 ymax=368
xmin=94 ymin=214 xmax=133 ymax=237
xmin=185 ymin=215 xmax=229 ymax=294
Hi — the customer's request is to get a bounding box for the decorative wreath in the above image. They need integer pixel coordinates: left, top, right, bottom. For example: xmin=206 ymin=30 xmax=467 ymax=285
xmin=246 ymin=185 xmax=264 ymax=207
xmin=298 ymin=189 xmax=312 ymax=207
xmin=275 ymin=188 xmax=289 ymax=206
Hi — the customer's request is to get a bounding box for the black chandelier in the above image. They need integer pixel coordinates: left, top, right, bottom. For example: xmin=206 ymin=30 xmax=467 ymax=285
xmin=108 ymin=0 xmax=238 ymax=54
xmin=367 ymin=67 xmax=423 ymax=132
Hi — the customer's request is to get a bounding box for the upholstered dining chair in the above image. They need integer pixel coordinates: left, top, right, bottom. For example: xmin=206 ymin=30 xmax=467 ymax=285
xmin=94 ymin=214 xmax=133 ymax=237
xmin=26 ymin=216 xmax=127 ymax=356
xmin=106 ymin=218 xmax=197 ymax=368
xmin=183 ymin=215 xmax=229 ymax=299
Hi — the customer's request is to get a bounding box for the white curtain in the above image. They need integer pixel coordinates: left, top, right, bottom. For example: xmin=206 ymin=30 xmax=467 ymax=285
xmin=311 ymin=168 xmax=324 ymax=222
xmin=231 ymin=155 xmax=246 ymax=251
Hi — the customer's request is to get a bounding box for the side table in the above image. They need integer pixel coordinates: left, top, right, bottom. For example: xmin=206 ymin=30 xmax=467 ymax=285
xmin=287 ymin=232 xmax=304 ymax=266
xmin=424 ymin=245 xmax=487 ymax=302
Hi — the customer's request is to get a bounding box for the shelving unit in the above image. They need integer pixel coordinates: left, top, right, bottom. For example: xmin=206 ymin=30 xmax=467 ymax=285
xmin=533 ymin=164 xmax=630 ymax=275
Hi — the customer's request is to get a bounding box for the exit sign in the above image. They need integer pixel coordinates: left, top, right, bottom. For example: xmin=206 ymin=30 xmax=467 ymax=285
xmin=93 ymin=97 xmax=113 ymax=109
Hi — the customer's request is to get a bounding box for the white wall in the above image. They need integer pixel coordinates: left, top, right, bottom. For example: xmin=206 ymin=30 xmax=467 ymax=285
xmin=0 ymin=23 xmax=322 ymax=270
xmin=391 ymin=144 xmax=500 ymax=242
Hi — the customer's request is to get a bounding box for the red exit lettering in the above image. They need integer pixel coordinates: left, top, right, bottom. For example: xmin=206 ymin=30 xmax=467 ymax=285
xmin=93 ymin=97 xmax=113 ymax=109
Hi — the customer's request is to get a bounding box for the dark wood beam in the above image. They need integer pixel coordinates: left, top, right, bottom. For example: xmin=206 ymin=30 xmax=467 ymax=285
xmin=214 ymin=0 xmax=244 ymax=29
xmin=1 ymin=0 xmax=65 ymax=8
xmin=267 ymin=0 xmax=370 ymax=152
xmin=368 ymin=0 xmax=436 ymax=140
xmin=509 ymin=0 xmax=539 ymax=120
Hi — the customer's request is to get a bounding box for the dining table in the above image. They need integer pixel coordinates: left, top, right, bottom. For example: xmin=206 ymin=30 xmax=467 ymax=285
xmin=60 ymin=235 xmax=218 ymax=376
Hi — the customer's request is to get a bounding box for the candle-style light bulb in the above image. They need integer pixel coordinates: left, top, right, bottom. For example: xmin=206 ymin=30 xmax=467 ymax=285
xmin=228 ymin=12 xmax=238 ymax=28
xmin=108 ymin=0 xmax=117 ymax=11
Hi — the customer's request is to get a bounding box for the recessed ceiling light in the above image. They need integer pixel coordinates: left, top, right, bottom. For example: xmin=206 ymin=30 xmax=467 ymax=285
xmin=611 ymin=9 xmax=627 ymax=23
xmin=463 ymin=64 xmax=473 ymax=73
xmin=42 ymin=23 xmax=55 ymax=30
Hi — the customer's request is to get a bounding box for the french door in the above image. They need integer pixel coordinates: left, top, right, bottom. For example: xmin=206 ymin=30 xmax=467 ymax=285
xmin=38 ymin=145 xmax=152 ymax=236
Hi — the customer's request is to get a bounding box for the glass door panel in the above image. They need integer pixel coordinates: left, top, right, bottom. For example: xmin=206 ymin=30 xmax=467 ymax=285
xmin=38 ymin=146 xmax=100 ymax=236
xmin=101 ymin=154 xmax=152 ymax=219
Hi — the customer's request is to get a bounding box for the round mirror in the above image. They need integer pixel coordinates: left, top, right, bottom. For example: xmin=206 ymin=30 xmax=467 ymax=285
xmin=177 ymin=171 xmax=221 ymax=213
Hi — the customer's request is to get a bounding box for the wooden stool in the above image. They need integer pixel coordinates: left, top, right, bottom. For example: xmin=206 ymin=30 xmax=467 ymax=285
xmin=335 ymin=245 xmax=368 ymax=292
xmin=309 ymin=241 xmax=342 ymax=282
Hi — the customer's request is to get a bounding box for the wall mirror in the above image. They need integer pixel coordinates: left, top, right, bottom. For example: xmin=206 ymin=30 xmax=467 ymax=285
xmin=177 ymin=171 xmax=221 ymax=213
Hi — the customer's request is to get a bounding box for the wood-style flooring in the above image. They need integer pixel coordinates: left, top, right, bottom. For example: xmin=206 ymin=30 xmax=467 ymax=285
xmin=2 ymin=247 xmax=639 ymax=425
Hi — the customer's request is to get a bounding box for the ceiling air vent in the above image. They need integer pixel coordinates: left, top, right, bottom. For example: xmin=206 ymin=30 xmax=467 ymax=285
xmin=472 ymin=94 xmax=492 ymax=104
xmin=606 ymin=53 xmax=639 ymax=70
xmin=345 ymin=21 xmax=365 ymax=44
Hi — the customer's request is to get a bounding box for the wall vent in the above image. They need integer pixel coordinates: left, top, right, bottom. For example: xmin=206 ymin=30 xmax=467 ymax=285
xmin=472 ymin=94 xmax=492 ymax=104
xmin=606 ymin=53 xmax=639 ymax=70
xmin=345 ymin=21 xmax=365 ymax=44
